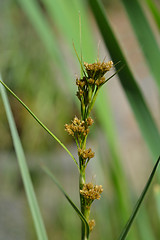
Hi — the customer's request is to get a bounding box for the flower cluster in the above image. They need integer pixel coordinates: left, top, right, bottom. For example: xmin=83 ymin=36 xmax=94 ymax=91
xmin=65 ymin=116 xmax=93 ymax=139
xmin=89 ymin=219 xmax=95 ymax=232
xmin=80 ymin=183 xmax=103 ymax=202
xmin=78 ymin=148 xmax=94 ymax=167
xmin=84 ymin=60 xmax=113 ymax=79
xmin=78 ymin=148 xmax=94 ymax=160
xmin=76 ymin=60 xmax=113 ymax=119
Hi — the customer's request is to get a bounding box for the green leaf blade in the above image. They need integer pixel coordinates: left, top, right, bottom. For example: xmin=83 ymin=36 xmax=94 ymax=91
xmin=117 ymin=156 xmax=160 ymax=240
xmin=0 ymin=76 xmax=48 ymax=240
xmin=42 ymin=165 xmax=90 ymax=239
xmin=122 ymin=0 xmax=160 ymax=93
xmin=0 ymin=79 xmax=79 ymax=170
xmin=88 ymin=0 xmax=160 ymax=160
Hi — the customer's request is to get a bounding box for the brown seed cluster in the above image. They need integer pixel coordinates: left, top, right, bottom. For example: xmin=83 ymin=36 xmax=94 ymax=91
xmin=84 ymin=60 xmax=113 ymax=79
xmin=78 ymin=148 xmax=94 ymax=160
xmin=89 ymin=219 xmax=96 ymax=232
xmin=76 ymin=60 xmax=113 ymax=102
xmin=65 ymin=116 xmax=94 ymax=138
xmin=80 ymin=183 xmax=103 ymax=200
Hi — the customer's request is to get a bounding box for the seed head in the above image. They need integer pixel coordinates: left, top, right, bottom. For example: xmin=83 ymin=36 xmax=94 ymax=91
xmin=78 ymin=148 xmax=95 ymax=160
xmin=84 ymin=60 xmax=113 ymax=79
xmin=80 ymin=183 xmax=103 ymax=200
xmin=65 ymin=117 xmax=92 ymax=138
xmin=89 ymin=219 xmax=95 ymax=231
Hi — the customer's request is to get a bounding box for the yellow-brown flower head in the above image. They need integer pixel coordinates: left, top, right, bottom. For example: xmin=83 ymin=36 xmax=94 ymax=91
xmin=86 ymin=117 xmax=94 ymax=127
xmin=84 ymin=60 xmax=113 ymax=79
xmin=80 ymin=183 xmax=103 ymax=201
xmin=65 ymin=117 xmax=93 ymax=138
xmin=78 ymin=148 xmax=95 ymax=160
xmin=89 ymin=219 xmax=96 ymax=231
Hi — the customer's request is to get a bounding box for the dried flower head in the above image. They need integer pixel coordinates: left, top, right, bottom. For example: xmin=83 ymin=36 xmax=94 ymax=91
xmin=78 ymin=148 xmax=95 ymax=160
xmin=84 ymin=60 xmax=113 ymax=79
xmin=89 ymin=219 xmax=96 ymax=231
xmin=86 ymin=117 xmax=94 ymax=126
xmin=80 ymin=183 xmax=103 ymax=201
xmin=65 ymin=117 xmax=94 ymax=139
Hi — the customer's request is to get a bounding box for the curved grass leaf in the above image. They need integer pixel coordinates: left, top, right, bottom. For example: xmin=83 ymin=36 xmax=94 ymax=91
xmin=0 ymin=76 xmax=48 ymax=240
xmin=42 ymin=165 xmax=90 ymax=239
xmin=88 ymin=0 xmax=160 ymax=160
xmin=122 ymin=0 xmax=160 ymax=92
xmin=0 ymin=79 xmax=79 ymax=170
xmin=117 ymin=156 xmax=160 ymax=240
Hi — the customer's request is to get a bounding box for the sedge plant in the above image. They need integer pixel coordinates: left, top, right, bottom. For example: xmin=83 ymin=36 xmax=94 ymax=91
xmin=65 ymin=56 xmax=114 ymax=239
xmin=0 ymin=50 xmax=160 ymax=240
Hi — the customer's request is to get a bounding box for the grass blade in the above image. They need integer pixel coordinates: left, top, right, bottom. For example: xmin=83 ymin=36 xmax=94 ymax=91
xmin=41 ymin=0 xmax=96 ymax=62
xmin=145 ymin=0 xmax=160 ymax=30
xmin=122 ymin=0 xmax=160 ymax=92
xmin=117 ymin=156 xmax=160 ymax=240
xmin=0 ymin=76 xmax=48 ymax=240
xmin=17 ymin=0 xmax=74 ymax=91
xmin=42 ymin=165 xmax=90 ymax=239
xmin=88 ymin=0 xmax=160 ymax=159
xmin=0 ymin=79 xmax=79 ymax=170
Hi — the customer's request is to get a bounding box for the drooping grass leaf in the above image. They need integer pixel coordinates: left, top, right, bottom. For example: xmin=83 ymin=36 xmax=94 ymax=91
xmin=42 ymin=165 xmax=90 ymax=239
xmin=122 ymin=0 xmax=160 ymax=92
xmin=88 ymin=0 xmax=160 ymax=160
xmin=0 ymin=76 xmax=48 ymax=240
xmin=117 ymin=156 xmax=160 ymax=240
xmin=0 ymin=79 xmax=79 ymax=170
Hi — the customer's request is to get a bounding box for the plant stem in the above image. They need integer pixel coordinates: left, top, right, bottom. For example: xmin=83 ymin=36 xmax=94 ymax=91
xmin=79 ymin=169 xmax=86 ymax=240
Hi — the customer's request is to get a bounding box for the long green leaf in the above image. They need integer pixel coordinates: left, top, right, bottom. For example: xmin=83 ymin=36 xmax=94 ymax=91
xmin=117 ymin=156 xmax=160 ymax=240
xmin=41 ymin=0 xmax=96 ymax=62
xmin=122 ymin=0 xmax=160 ymax=92
xmin=17 ymin=0 xmax=74 ymax=92
xmin=145 ymin=0 xmax=160 ymax=30
xmin=0 ymin=79 xmax=79 ymax=170
xmin=154 ymin=183 xmax=160 ymax=221
xmin=88 ymin=0 xmax=160 ymax=160
xmin=42 ymin=165 xmax=90 ymax=239
xmin=0 ymin=76 xmax=48 ymax=240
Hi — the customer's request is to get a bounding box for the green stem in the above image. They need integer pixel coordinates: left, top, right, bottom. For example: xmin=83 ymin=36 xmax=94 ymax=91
xmin=87 ymin=87 xmax=100 ymax=118
xmin=79 ymin=169 xmax=86 ymax=240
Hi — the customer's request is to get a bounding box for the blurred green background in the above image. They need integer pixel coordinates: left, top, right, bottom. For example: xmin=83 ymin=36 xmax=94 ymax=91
xmin=0 ymin=0 xmax=160 ymax=239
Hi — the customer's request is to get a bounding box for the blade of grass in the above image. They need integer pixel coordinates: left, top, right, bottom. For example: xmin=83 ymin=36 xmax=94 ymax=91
xmin=17 ymin=0 xmax=74 ymax=92
xmin=153 ymin=184 xmax=160 ymax=221
xmin=42 ymin=165 xmax=90 ymax=239
xmin=117 ymin=156 xmax=160 ymax=240
xmin=0 ymin=79 xmax=79 ymax=170
xmin=122 ymin=0 xmax=160 ymax=93
xmin=41 ymin=0 xmax=96 ymax=62
xmin=145 ymin=0 xmax=160 ymax=30
xmin=88 ymin=0 xmax=160 ymax=160
xmin=0 ymin=76 xmax=48 ymax=240
xmin=136 ymin=208 xmax=156 ymax=240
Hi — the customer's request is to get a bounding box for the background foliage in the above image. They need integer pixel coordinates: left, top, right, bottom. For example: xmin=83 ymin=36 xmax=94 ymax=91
xmin=0 ymin=0 xmax=160 ymax=239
